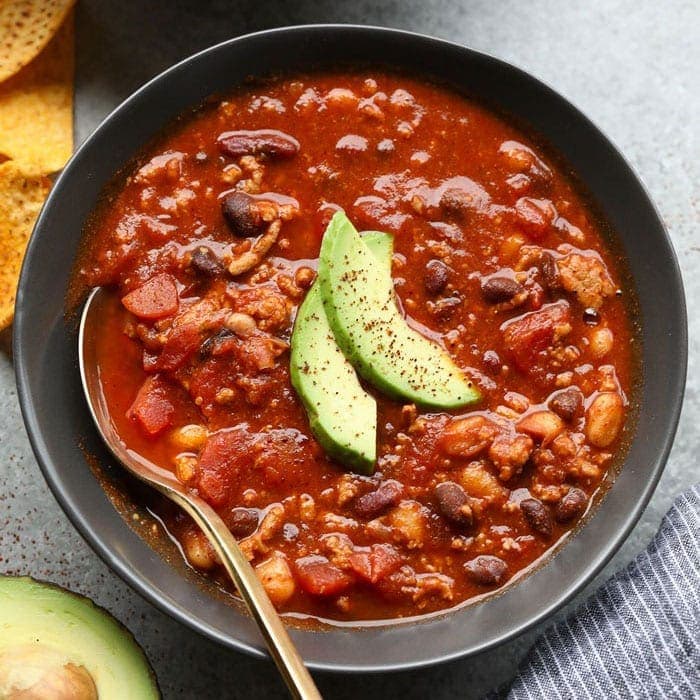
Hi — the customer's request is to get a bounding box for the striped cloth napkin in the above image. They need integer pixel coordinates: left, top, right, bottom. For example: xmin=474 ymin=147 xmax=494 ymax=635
xmin=504 ymin=484 xmax=699 ymax=699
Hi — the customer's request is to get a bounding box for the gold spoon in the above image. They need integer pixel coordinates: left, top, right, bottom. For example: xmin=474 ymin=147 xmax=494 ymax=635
xmin=79 ymin=286 xmax=322 ymax=700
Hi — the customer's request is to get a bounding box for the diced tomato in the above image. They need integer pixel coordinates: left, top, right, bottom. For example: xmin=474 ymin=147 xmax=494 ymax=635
xmin=186 ymin=357 xmax=234 ymax=416
xmin=197 ymin=428 xmax=252 ymax=507
xmin=126 ymin=375 xmax=175 ymax=436
xmin=514 ymin=197 xmax=555 ymax=240
xmin=501 ymin=301 xmax=570 ymax=372
xmin=348 ymin=544 xmax=403 ymax=584
xmin=294 ymin=556 xmax=353 ymax=596
xmin=152 ymin=323 xmax=202 ymax=371
xmin=122 ymin=273 xmax=179 ymax=320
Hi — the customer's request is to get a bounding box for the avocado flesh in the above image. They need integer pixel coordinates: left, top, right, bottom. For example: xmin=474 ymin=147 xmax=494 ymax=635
xmin=0 ymin=576 xmax=159 ymax=699
xmin=290 ymin=231 xmax=393 ymax=474
xmin=319 ymin=212 xmax=481 ymax=409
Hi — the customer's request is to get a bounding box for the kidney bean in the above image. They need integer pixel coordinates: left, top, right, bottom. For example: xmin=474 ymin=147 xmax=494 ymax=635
xmin=555 ymin=488 xmax=588 ymax=522
xmin=548 ymin=387 xmax=584 ymax=422
xmin=424 ymin=259 xmax=450 ymax=295
xmin=221 ymin=191 xmax=265 ymax=237
xmin=434 ymin=481 xmax=473 ymax=528
xmin=353 ymin=480 xmax=403 ymax=519
xmin=540 ymin=252 xmax=560 ymax=292
xmin=227 ymin=507 xmax=259 ymax=538
xmin=481 ymin=276 xmax=524 ymax=303
xmin=189 ymin=246 xmax=223 ymax=276
xmin=520 ymin=498 xmax=553 ymax=537
xmin=464 ymin=555 xmax=507 ymax=585
xmin=218 ymin=129 xmax=299 ymax=159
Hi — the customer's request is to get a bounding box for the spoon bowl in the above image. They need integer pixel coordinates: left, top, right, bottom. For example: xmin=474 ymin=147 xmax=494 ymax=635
xmin=78 ymin=286 xmax=321 ymax=700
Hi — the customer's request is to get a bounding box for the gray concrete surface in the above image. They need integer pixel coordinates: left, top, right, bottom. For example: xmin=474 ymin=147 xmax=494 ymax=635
xmin=1 ymin=0 xmax=698 ymax=697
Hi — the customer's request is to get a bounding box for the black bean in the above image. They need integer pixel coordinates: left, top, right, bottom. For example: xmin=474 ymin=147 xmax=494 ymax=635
xmin=481 ymin=276 xmax=524 ymax=303
xmin=424 ymin=259 xmax=450 ymax=295
xmin=353 ymin=480 xmax=403 ymax=519
xmin=221 ymin=191 xmax=265 ymax=237
xmin=200 ymin=328 xmax=235 ymax=359
xmin=464 ymin=555 xmax=507 ymax=585
xmin=555 ymin=488 xmax=588 ymax=522
xmin=548 ymin=388 xmax=584 ymax=422
xmin=189 ymin=246 xmax=223 ymax=276
xmin=520 ymin=498 xmax=553 ymax=537
xmin=435 ymin=481 xmax=473 ymax=528
xmin=227 ymin=507 xmax=259 ymax=538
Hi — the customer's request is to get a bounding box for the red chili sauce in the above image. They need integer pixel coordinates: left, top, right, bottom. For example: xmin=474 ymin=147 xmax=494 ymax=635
xmin=76 ymin=73 xmax=635 ymax=622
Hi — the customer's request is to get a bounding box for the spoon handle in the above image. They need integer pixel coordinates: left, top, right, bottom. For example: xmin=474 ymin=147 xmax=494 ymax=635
xmin=80 ymin=289 xmax=321 ymax=698
xmin=171 ymin=489 xmax=322 ymax=700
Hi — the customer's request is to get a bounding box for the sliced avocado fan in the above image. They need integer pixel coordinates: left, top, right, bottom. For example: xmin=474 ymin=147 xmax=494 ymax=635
xmin=318 ymin=211 xmax=480 ymax=409
xmin=290 ymin=231 xmax=393 ymax=474
xmin=0 ymin=576 xmax=159 ymax=699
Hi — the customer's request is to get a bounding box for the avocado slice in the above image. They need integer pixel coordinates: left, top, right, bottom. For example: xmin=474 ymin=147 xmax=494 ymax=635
xmin=0 ymin=576 xmax=159 ymax=699
xmin=290 ymin=231 xmax=393 ymax=474
xmin=318 ymin=212 xmax=481 ymax=409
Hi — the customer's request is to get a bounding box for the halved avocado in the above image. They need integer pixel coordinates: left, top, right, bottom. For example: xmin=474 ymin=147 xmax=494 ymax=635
xmin=290 ymin=232 xmax=393 ymax=474
xmin=0 ymin=576 xmax=159 ymax=699
xmin=318 ymin=212 xmax=481 ymax=409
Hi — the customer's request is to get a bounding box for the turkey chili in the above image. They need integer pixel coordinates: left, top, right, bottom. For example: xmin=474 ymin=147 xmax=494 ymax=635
xmin=75 ymin=72 xmax=635 ymax=623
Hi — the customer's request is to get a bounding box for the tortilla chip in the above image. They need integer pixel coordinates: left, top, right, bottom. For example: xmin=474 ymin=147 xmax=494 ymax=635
xmin=0 ymin=14 xmax=74 ymax=174
xmin=0 ymin=160 xmax=51 ymax=330
xmin=0 ymin=0 xmax=75 ymax=84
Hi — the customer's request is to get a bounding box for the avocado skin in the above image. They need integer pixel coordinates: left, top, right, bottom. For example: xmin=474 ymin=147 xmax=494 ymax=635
xmin=290 ymin=231 xmax=393 ymax=474
xmin=0 ymin=576 xmax=160 ymax=699
xmin=318 ymin=212 xmax=481 ymax=409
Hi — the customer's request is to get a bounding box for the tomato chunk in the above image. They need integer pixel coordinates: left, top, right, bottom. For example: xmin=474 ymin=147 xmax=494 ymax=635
xmin=197 ymin=428 xmax=253 ymax=507
xmin=151 ymin=322 xmax=201 ymax=372
xmin=126 ymin=375 xmax=175 ymax=436
xmin=348 ymin=544 xmax=403 ymax=584
xmin=501 ymin=301 xmax=570 ymax=372
xmin=122 ymin=273 xmax=179 ymax=320
xmin=294 ymin=556 xmax=353 ymax=596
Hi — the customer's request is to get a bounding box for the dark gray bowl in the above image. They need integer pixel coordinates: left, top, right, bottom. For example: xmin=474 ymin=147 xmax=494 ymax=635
xmin=14 ymin=25 xmax=686 ymax=672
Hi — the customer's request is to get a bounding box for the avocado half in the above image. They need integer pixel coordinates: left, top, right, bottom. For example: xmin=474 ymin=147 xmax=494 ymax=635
xmin=290 ymin=231 xmax=393 ymax=474
xmin=0 ymin=576 xmax=159 ymax=699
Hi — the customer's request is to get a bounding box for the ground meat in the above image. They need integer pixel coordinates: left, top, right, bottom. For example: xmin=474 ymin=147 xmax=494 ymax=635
xmin=556 ymin=251 xmax=616 ymax=309
xmin=227 ymin=286 xmax=291 ymax=334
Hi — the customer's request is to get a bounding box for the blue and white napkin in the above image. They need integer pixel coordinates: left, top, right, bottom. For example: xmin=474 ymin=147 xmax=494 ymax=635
xmin=506 ymin=484 xmax=699 ymax=699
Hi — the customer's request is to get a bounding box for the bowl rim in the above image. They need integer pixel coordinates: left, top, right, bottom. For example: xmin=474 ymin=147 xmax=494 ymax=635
xmin=13 ymin=23 xmax=687 ymax=673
